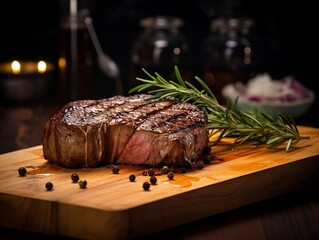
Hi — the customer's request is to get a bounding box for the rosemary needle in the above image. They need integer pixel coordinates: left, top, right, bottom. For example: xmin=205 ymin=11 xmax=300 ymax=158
xmin=129 ymin=66 xmax=309 ymax=151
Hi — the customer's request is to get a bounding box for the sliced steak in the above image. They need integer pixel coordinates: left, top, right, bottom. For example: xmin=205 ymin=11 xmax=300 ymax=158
xmin=42 ymin=94 xmax=209 ymax=168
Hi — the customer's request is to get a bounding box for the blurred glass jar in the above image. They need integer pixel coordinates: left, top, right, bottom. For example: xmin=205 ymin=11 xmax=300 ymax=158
xmin=129 ymin=16 xmax=193 ymax=90
xmin=199 ymin=17 xmax=254 ymax=104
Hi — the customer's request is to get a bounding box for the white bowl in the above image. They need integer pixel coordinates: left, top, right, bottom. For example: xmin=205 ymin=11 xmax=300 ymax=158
xmin=221 ymin=74 xmax=316 ymax=119
xmin=226 ymin=90 xmax=315 ymax=118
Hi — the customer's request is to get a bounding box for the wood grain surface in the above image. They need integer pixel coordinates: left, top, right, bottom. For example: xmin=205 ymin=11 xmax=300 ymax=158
xmin=0 ymin=125 xmax=318 ymax=239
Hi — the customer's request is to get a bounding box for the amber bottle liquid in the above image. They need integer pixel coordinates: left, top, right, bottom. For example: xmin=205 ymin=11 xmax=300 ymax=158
xmin=58 ymin=1 xmax=93 ymax=103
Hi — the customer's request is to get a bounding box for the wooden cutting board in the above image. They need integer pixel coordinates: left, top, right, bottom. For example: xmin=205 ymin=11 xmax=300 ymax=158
xmin=0 ymin=125 xmax=319 ymax=239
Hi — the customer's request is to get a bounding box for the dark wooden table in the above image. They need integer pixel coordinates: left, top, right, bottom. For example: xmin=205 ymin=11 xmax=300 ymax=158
xmin=1 ymin=97 xmax=319 ymax=240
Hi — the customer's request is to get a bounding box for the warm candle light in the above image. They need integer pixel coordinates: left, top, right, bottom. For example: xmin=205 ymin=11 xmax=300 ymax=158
xmin=11 ymin=60 xmax=21 ymax=74
xmin=0 ymin=60 xmax=54 ymax=101
xmin=37 ymin=61 xmax=47 ymax=73
xmin=58 ymin=57 xmax=66 ymax=69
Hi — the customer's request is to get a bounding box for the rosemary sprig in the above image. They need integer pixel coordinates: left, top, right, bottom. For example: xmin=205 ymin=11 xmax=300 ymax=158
xmin=129 ymin=66 xmax=310 ymax=151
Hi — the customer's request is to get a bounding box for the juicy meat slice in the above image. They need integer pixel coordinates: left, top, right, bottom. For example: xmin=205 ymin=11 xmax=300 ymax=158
xmin=42 ymin=94 xmax=209 ymax=168
xmin=117 ymin=103 xmax=209 ymax=166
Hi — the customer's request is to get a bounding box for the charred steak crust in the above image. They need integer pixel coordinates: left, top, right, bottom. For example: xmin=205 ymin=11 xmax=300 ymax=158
xmin=42 ymin=94 xmax=209 ymax=168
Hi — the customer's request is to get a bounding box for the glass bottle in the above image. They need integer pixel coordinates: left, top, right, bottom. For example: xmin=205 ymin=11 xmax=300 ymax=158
xmin=199 ymin=17 xmax=254 ymax=104
xmin=129 ymin=16 xmax=193 ymax=90
xmin=58 ymin=0 xmax=93 ymax=103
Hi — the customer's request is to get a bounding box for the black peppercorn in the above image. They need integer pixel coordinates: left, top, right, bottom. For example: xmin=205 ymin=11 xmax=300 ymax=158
xmin=148 ymin=168 xmax=155 ymax=176
xmin=167 ymin=171 xmax=174 ymax=180
xmin=112 ymin=165 xmax=120 ymax=174
xmin=129 ymin=174 xmax=136 ymax=182
xmin=18 ymin=167 xmax=27 ymax=176
xmin=71 ymin=172 xmax=79 ymax=183
xmin=160 ymin=165 xmax=169 ymax=174
xmin=143 ymin=182 xmax=150 ymax=191
xmin=150 ymin=176 xmax=157 ymax=185
xmin=79 ymin=179 xmax=87 ymax=188
xmin=45 ymin=182 xmax=53 ymax=191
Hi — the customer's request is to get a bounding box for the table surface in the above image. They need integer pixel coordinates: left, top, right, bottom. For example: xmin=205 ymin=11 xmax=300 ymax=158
xmin=1 ymin=97 xmax=319 ymax=240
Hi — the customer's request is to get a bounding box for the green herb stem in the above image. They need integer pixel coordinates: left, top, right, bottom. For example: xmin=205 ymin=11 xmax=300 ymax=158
xmin=129 ymin=66 xmax=309 ymax=151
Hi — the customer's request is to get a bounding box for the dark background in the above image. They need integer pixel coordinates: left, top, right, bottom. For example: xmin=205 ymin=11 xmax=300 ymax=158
xmin=0 ymin=2 xmax=319 ymax=239
xmin=0 ymin=0 xmax=317 ymax=122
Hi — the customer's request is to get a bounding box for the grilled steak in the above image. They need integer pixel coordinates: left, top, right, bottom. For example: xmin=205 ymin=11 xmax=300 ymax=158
xmin=42 ymin=94 xmax=209 ymax=168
